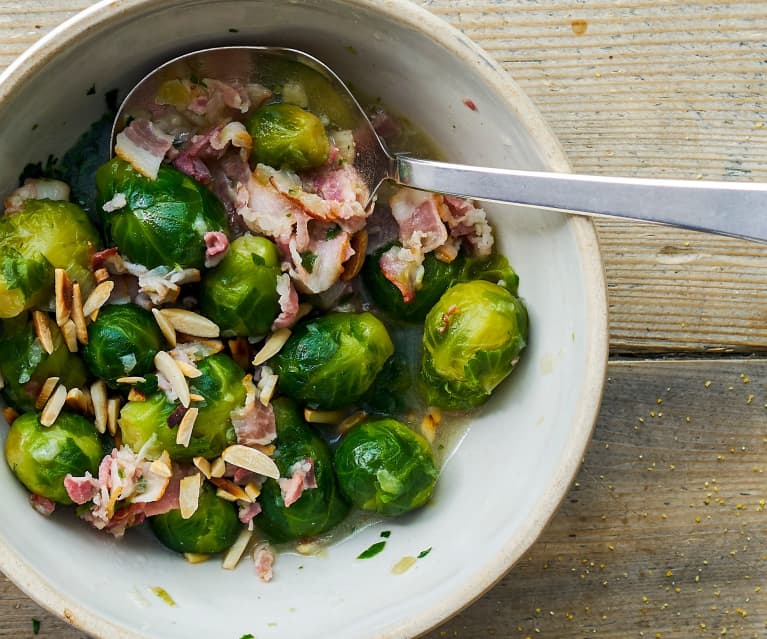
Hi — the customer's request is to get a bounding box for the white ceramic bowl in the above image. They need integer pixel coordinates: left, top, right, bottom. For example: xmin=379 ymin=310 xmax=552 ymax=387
xmin=0 ymin=1 xmax=607 ymax=637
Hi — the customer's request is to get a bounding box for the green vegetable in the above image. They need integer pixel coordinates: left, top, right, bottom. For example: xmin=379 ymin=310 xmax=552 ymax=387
xmin=4 ymin=411 xmax=102 ymax=504
xmin=334 ymin=417 xmax=438 ymax=516
xmin=272 ymin=312 xmax=394 ymax=409
xmin=420 ymin=280 xmax=528 ymax=409
xmin=0 ymin=314 xmax=88 ymax=412
xmin=257 ymin=398 xmax=349 ymax=542
xmin=95 ymin=158 xmax=228 ymax=269
xmin=357 ymin=540 xmax=386 ymax=559
xmin=362 ymin=242 xmax=463 ymax=322
xmin=82 ymin=304 xmax=165 ymax=386
xmin=199 ymin=235 xmax=281 ymax=336
xmin=0 ymin=199 xmax=100 ymax=319
xmin=119 ymin=354 xmax=244 ymax=461
xmin=248 ymin=103 xmax=330 ymax=171
xmin=456 ymin=252 xmax=520 ymax=296
xmin=150 ymin=483 xmax=240 ymax=553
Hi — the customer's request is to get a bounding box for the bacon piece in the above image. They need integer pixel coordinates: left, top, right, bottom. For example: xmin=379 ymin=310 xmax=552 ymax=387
xmin=230 ymin=391 xmax=277 ymax=446
xmin=253 ymin=542 xmax=275 ymax=582
xmin=378 ymin=244 xmax=425 ymax=303
xmin=440 ymin=195 xmax=494 ymax=258
xmin=29 ymin=494 xmax=55 ymax=517
xmin=64 ymin=472 xmax=97 ymax=505
xmin=114 ymin=118 xmax=174 ymax=180
xmin=288 ymin=231 xmax=354 ymax=295
xmin=272 ymin=273 xmax=299 ymax=330
xmin=277 ymin=458 xmax=317 ymax=508
xmin=238 ymin=502 xmax=262 ymax=527
xmin=310 ymin=163 xmax=368 ymax=205
xmin=204 ymin=231 xmax=229 ymax=268
xmin=203 ymin=78 xmax=251 ymax=113
xmin=369 ymin=108 xmax=401 ymax=141
xmin=390 ymin=188 xmax=448 ymax=254
xmin=5 ymin=178 xmax=70 ymax=214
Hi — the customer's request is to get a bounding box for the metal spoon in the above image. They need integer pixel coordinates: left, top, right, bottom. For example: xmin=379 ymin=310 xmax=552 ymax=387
xmin=114 ymin=46 xmax=767 ymax=243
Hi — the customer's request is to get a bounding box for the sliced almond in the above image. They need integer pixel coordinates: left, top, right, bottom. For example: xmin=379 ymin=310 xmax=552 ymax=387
xmin=304 ymin=408 xmax=346 ymax=425
xmin=71 ymin=282 xmax=88 ymax=344
xmin=94 ymin=267 xmax=111 ymax=284
xmin=64 ymin=387 xmax=91 ymax=414
xmin=54 ymin=268 xmax=72 ymax=327
xmin=252 ymin=328 xmax=291 ymax=366
xmin=228 ymin=337 xmax=251 ymax=370
xmin=174 ymin=359 xmax=202 ymax=379
xmin=210 ymin=457 xmax=226 ymax=478
xmin=107 ymin=397 xmax=121 ymax=436
xmin=189 ymin=393 xmax=204 ymax=402
xmin=341 ymin=229 xmax=368 ymax=281
xmin=2 ymin=406 xmax=19 ymax=425
xmin=91 ymin=380 xmax=108 ymax=434
xmin=184 ymin=553 xmax=210 ymax=564
xmin=222 ymin=529 xmax=253 ymax=570
xmin=61 ymin=319 xmax=78 ymax=352
xmin=175 ymin=407 xmax=198 ymax=447
xmin=257 ymin=367 xmax=278 ymax=406
xmin=420 ymin=413 xmax=438 ymax=444
xmin=179 ymin=473 xmax=202 ymax=519
xmin=193 ymin=456 xmax=212 ymax=479
xmin=82 ymin=280 xmax=114 ymax=319
xmin=221 ymin=444 xmax=280 ymax=479
xmin=35 ymin=377 xmax=60 ymax=410
xmin=40 ymin=384 xmax=67 ymax=427
xmin=32 ymin=311 xmax=54 ymax=355
xmin=337 ymin=411 xmax=367 ymax=435
xmin=211 ymin=478 xmax=250 ymax=502
xmin=160 ymin=308 xmax=220 ymax=338
xmin=155 ymin=351 xmax=190 ymax=407
xmin=244 ymin=482 xmax=261 ymax=502
xmin=149 ymin=452 xmax=173 ymax=479
xmin=216 ymin=488 xmax=240 ymax=502
xmin=128 ymin=388 xmax=147 ymax=402
xmin=152 ymin=308 xmax=177 ymax=348
xmin=253 ymin=443 xmax=276 ymax=456
xmin=116 ymin=376 xmax=146 ymax=385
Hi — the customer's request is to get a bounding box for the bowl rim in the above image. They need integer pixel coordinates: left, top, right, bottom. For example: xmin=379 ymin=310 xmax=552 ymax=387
xmin=0 ymin=1 xmax=608 ymax=637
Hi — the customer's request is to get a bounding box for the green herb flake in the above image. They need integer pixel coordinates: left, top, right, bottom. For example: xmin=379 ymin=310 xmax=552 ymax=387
xmin=86 ymin=84 xmax=96 ymax=96
xmin=417 ymin=547 xmax=432 ymax=559
xmin=357 ymin=540 xmax=386 ymax=559
xmin=240 ymin=634 xmax=255 ymax=639
xmin=150 ymin=586 xmax=177 ymax=607
xmin=229 ymin=28 xmax=240 ymax=33
xmin=299 ymin=251 xmax=318 ymax=273
xmin=380 ymin=530 xmax=391 ymax=538
xmin=326 ymin=224 xmax=341 ymax=240
xmin=345 ymin=45 xmax=358 ymax=55
xmin=32 ymin=619 xmax=41 ymax=635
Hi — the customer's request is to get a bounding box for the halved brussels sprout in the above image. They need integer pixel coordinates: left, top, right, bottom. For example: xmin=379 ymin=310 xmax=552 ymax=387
xmin=119 ymin=354 xmax=244 ymax=461
xmin=0 ymin=314 xmax=88 ymax=412
xmin=4 ymin=411 xmax=102 ymax=504
xmin=456 ymin=252 xmax=520 ymax=296
xmin=272 ymin=311 xmax=394 ymax=410
xmin=150 ymin=482 xmax=240 ymax=554
xmin=95 ymin=158 xmax=228 ymax=269
xmin=248 ymin=103 xmax=330 ymax=171
xmin=362 ymin=242 xmax=463 ymax=322
xmin=82 ymin=304 xmax=165 ymax=386
xmin=199 ymin=235 xmax=281 ymax=336
xmin=334 ymin=417 xmax=438 ymax=516
xmin=420 ymin=280 xmax=528 ymax=409
xmin=256 ymin=397 xmax=349 ymax=542
xmin=0 ymin=199 xmax=100 ymax=319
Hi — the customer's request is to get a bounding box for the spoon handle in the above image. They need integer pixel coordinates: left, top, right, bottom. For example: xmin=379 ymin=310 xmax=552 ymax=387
xmin=395 ymin=156 xmax=767 ymax=243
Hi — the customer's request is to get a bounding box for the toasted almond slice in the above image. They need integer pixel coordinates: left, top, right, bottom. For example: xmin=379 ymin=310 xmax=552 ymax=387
xmin=257 ymin=368 xmax=279 ymax=406
xmin=341 ymin=229 xmax=368 ymax=281
xmin=64 ymin=387 xmax=89 ymax=414
xmin=155 ymin=351 xmax=190 ymax=407
xmin=82 ymin=280 xmax=114 ymax=318
xmin=107 ymin=397 xmax=121 ymax=436
xmin=216 ymin=488 xmax=239 ymax=502
xmin=61 ymin=319 xmax=78 ymax=352
xmin=128 ymin=388 xmax=147 ymax=402
xmin=152 ymin=308 xmax=177 ymax=348
xmin=179 ymin=474 xmax=202 ymax=519
xmin=337 ymin=411 xmax=367 ymax=435
xmin=116 ymin=376 xmax=146 ymax=385
xmin=252 ymin=328 xmax=291 ymax=366
xmin=32 ymin=311 xmax=54 ymax=355
xmin=253 ymin=443 xmax=276 ymax=456
xmin=91 ymin=380 xmax=108 ymax=434
xmin=244 ymin=482 xmax=261 ymax=502
xmin=71 ymin=283 xmax=88 ymax=344
xmin=222 ymin=529 xmax=253 ymax=570
xmin=2 ymin=407 xmax=19 ymax=425
xmin=35 ymin=376 xmax=60 ymax=410
xmin=304 ymin=408 xmax=346 ymax=425
xmin=211 ymin=478 xmax=251 ymax=502
xmin=94 ymin=267 xmax=111 ymax=284
xmin=420 ymin=413 xmax=437 ymax=444
xmin=189 ymin=393 xmax=204 ymax=402
xmin=175 ymin=407 xmax=198 ymax=447
xmin=184 ymin=553 xmax=210 ymax=564
xmin=221 ymin=444 xmax=280 ymax=479
xmin=210 ymin=457 xmax=226 ymax=478
xmin=193 ymin=456 xmax=212 ymax=479
xmin=174 ymin=359 xmax=202 ymax=379
xmin=160 ymin=308 xmax=220 ymax=338
xmin=295 ymin=541 xmax=323 ymax=556
xmin=40 ymin=384 xmax=67 ymax=427
xmin=54 ymin=269 xmax=72 ymax=327
xmin=228 ymin=337 xmax=251 ymax=370
xmin=149 ymin=454 xmax=173 ymax=479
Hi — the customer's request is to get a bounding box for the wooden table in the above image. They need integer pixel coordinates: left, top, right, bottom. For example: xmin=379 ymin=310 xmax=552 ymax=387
xmin=2 ymin=1 xmax=767 ymax=637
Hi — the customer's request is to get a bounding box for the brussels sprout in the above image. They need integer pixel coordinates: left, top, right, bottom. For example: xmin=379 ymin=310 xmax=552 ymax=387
xmin=0 ymin=314 xmax=88 ymax=412
xmin=272 ymin=312 xmax=394 ymax=410
xmin=362 ymin=242 xmax=463 ymax=322
xmin=4 ymin=411 xmax=102 ymax=504
xmin=456 ymin=252 xmax=520 ymax=296
xmin=199 ymin=235 xmax=281 ymax=336
xmin=95 ymin=158 xmax=228 ymax=269
xmin=334 ymin=417 xmax=438 ymax=516
xmin=0 ymin=199 xmax=100 ymax=318
xmin=82 ymin=304 xmax=165 ymax=386
xmin=150 ymin=482 xmax=240 ymax=553
xmin=420 ymin=280 xmax=528 ymax=409
xmin=119 ymin=354 xmax=244 ymax=461
xmin=248 ymin=103 xmax=330 ymax=171
xmin=257 ymin=398 xmax=349 ymax=542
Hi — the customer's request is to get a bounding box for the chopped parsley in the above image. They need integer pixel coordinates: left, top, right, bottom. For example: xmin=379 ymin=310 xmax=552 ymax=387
xmin=357 ymin=541 xmax=386 ymax=559
xmin=380 ymin=530 xmax=391 ymax=538
xmin=417 ymin=547 xmax=432 ymax=559
xmin=326 ymin=224 xmax=341 ymax=240
xmin=300 ymin=251 xmax=317 ymax=273
xmin=32 ymin=619 xmax=41 ymax=635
